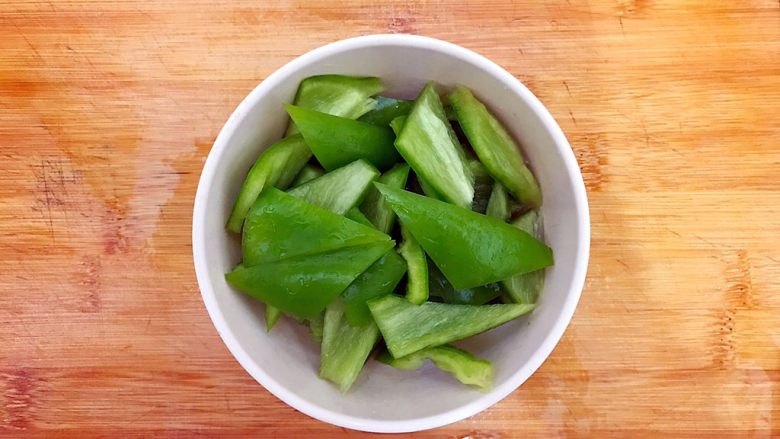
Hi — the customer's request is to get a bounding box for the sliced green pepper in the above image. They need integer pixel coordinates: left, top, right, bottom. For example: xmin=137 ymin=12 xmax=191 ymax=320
xmin=342 ymin=249 xmax=407 ymax=326
xmin=227 ymin=241 xmax=392 ymax=319
xmin=469 ymin=160 xmax=494 ymax=214
xmin=242 ymin=188 xmax=391 ymax=266
xmin=290 ymin=164 xmax=324 ymax=187
xmin=368 ymin=295 xmax=534 ymax=358
xmin=379 ymin=345 xmax=494 ymax=391
xmin=394 ymin=82 xmax=474 ymax=208
xmin=286 ymin=75 xmax=383 ymax=135
xmin=309 ymin=312 xmax=324 ymax=343
xmin=428 ymin=261 xmax=502 ymax=305
xmin=286 ymin=105 xmax=400 ymax=171
xmin=389 ymin=115 xmax=406 ymax=136
xmin=375 ymin=184 xmax=553 ymax=289
xmin=319 ymin=299 xmax=380 ymax=392
xmin=345 ymin=207 xmax=373 ymax=227
xmin=358 ymin=96 xmax=413 ymax=126
xmin=265 ymin=305 xmax=282 ymax=332
xmin=226 ymin=134 xmax=311 ymax=233
xmin=485 ymin=182 xmax=510 ymax=221
xmin=399 ymin=225 xmax=428 ymax=305
xmin=359 ymin=163 xmax=410 ymax=234
xmin=449 ymin=85 xmax=542 ymax=208
xmin=501 ymin=210 xmax=546 ymax=304
xmin=287 ymin=159 xmax=379 ymax=215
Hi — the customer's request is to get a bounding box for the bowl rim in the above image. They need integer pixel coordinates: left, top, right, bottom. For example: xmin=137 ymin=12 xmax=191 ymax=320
xmin=192 ymin=33 xmax=590 ymax=433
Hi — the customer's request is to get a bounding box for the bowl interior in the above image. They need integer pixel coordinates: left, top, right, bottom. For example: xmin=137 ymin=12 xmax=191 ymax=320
xmin=194 ymin=36 xmax=587 ymax=432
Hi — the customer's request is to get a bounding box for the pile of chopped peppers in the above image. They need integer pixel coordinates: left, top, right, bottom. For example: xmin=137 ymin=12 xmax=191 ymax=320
xmin=225 ymin=75 xmax=552 ymax=392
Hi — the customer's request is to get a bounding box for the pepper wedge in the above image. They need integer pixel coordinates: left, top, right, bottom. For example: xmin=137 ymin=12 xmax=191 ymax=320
xmin=379 ymin=345 xmax=494 ymax=391
xmin=375 ymin=183 xmax=552 ymax=289
xmin=501 ymin=210 xmax=546 ymax=304
xmin=394 ymin=82 xmax=474 ymax=208
xmin=287 ymin=159 xmax=379 ymax=215
xmin=449 ymin=85 xmax=541 ymax=207
xmin=368 ymin=295 xmax=534 ymax=358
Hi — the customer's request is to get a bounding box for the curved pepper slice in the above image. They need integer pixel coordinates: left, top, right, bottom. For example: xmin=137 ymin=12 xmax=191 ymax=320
xmin=358 ymin=96 xmax=413 ymax=126
xmin=286 ymin=75 xmax=383 ymax=135
xmin=368 ymin=295 xmax=534 ymax=358
xmin=394 ymin=82 xmax=474 ymax=208
xmin=375 ymin=183 xmax=552 ymax=289
xmin=227 ymin=241 xmax=392 ymax=320
xmin=501 ymin=210 xmax=546 ymax=304
xmin=485 ymin=182 xmax=510 ymax=221
xmin=399 ymin=225 xmax=428 ymax=305
xmin=449 ymin=85 xmax=541 ymax=208
xmin=469 ymin=160 xmax=494 ymax=214
xmin=359 ymin=163 xmax=410 ymax=234
xmin=242 ymin=188 xmax=391 ymax=266
xmin=286 ymin=105 xmax=400 ymax=171
xmin=287 ymin=159 xmax=379 ymax=215
xmin=226 ymin=134 xmax=311 ymax=233
xmin=379 ymin=345 xmax=494 ymax=391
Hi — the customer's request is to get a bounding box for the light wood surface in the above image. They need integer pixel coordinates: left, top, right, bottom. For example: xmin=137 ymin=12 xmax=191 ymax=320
xmin=1 ymin=0 xmax=778 ymax=437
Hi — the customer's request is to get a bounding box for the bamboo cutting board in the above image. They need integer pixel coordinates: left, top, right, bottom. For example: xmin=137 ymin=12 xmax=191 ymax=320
xmin=1 ymin=1 xmax=778 ymax=437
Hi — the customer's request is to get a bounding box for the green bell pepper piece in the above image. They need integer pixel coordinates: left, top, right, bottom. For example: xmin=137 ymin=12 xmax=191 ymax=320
xmin=428 ymin=262 xmax=502 ymax=305
xmin=399 ymin=225 xmax=428 ymax=305
xmin=265 ymin=305 xmax=282 ymax=332
xmin=342 ymin=249 xmax=407 ymax=326
xmin=290 ymin=164 xmax=324 ymax=187
xmin=375 ymin=183 xmax=553 ymax=289
xmin=485 ymin=182 xmax=510 ymax=221
xmin=359 ymin=163 xmax=410 ymax=234
xmin=368 ymin=295 xmax=534 ymax=358
xmin=309 ymin=312 xmax=325 ymax=343
xmin=390 ymin=116 xmax=446 ymax=201
xmin=227 ymin=240 xmax=392 ymax=319
xmin=226 ymin=134 xmax=311 ymax=233
xmin=389 ymin=115 xmax=406 ymax=136
xmin=319 ymin=299 xmax=380 ymax=392
xmin=287 ymin=159 xmax=379 ymax=215
xmin=449 ymin=85 xmax=542 ymax=208
xmin=378 ymin=345 xmax=494 ymax=391
xmin=395 ymin=82 xmax=474 ymax=208
xmin=286 ymin=105 xmax=400 ymax=171
xmin=345 ymin=207 xmax=373 ymax=227
xmin=286 ymin=75 xmax=383 ymax=135
xmin=242 ymin=188 xmax=391 ymax=266
xmin=501 ymin=210 xmax=546 ymax=304
xmin=469 ymin=160 xmax=494 ymax=214
xmin=358 ymin=96 xmax=414 ymax=126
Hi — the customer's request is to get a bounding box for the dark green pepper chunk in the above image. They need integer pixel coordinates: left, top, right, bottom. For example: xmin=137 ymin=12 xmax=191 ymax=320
xmin=358 ymin=96 xmax=414 ymax=126
xmin=286 ymin=105 xmax=400 ymax=171
xmin=375 ymin=183 xmax=552 ymax=289
xmin=428 ymin=262 xmax=502 ymax=305
xmin=342 ymin=250 xmax=407 ymax=327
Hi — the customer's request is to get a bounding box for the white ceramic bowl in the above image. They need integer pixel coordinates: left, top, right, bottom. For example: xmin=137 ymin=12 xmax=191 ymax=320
xmin=193 ymin=34 xmax=589 ymax=433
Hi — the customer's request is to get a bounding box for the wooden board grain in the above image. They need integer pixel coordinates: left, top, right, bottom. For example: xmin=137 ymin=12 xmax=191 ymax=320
xmin=1 ymin=0 xmax=778 ymax=437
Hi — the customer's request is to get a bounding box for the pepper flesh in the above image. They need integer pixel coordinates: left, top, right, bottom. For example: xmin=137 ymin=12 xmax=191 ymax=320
xmin=359 ymin=163 xmax=410 ymax=234
xmin=379 ymin=345 xmax=494 ymax=391
xmin=309 ymin=312 xmax=325 ymax=343
xmin=286 ymin=105 xmax=400 ymax=171
xmin=242 ymin=188 xmax=391 ymax=267
xmin=345 ymin=207 xmax=373 ymax=227
xmin=469 ymin=160 xmax=494 ymax=214
xmin=501 ymin=210 xmax=546 ymax=304
xmin=286 ymin=75 xmax=383 ymax=135
xmin=394 ymin=82 xmax=474 ymax=208
xmin=399 ymin=225 xmax=428 ymax=305
xmin=449 ymin=85 xmax=542 ymax=207
xmin=342 ymin=249 xmax=407 ymax=326
xmin=226 ymin=134 xmax=311 ymax=233
xmin=287 ymin=159 xmax=379 ymax=215
xmin=368 ymin=294 xmax=534 ymax=358
xmin=358 ymin=96 xmax=413 ymax=126
xmin=428 ymin=261 xmax=502 ymax=305
xmin=290 ymin=164 xmax=324 ymax=187
xmin=227 ymin=241 xmax=392 ymax=319
xmin=485 ymin=182 xmax=510 ymax=221
xmin=375 ymin=183 xmax=553 ymax=289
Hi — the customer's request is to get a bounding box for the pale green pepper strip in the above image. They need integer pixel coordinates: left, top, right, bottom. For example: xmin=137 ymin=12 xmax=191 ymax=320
xmin=399 ymin=225 xmax=428 ymax=305
xmin=501 ymin=210 xmax=545 ymax=304
xmin=379 ymin=345 xmax=494 ymax=391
